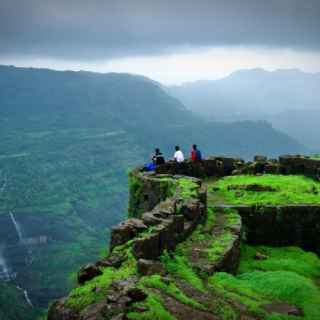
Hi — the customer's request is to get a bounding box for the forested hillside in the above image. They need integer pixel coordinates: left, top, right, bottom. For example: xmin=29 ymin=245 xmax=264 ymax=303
xmin=0 ymin=65 xmax=304 ymax=318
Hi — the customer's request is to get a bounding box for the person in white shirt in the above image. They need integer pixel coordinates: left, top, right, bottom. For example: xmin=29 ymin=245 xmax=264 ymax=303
xmin=173 ymin=146 xmax=184 ymax=163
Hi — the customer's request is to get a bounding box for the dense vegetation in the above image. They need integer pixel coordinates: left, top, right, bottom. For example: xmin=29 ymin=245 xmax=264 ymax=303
xmin=0 ymin=65 xmax=305 ymax=319
xmin=0 ymin=283 xmax=40 ymax=320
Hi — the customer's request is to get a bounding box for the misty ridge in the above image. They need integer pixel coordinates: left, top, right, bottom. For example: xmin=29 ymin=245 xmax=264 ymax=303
xmin=169 ymin=68 xmax=320 ymax=150
xmin=0 ymin=64 xmax=307 ymax=319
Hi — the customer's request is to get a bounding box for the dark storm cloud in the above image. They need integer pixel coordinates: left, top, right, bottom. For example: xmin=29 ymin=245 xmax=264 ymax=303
xmin=0 ymin=0 xmax=319 ymax=60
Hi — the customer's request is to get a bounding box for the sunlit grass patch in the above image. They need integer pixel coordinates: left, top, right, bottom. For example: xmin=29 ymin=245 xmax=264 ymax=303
xmin=209 ymin=245 xmax=320 ymax=320
xmin=239 ymin=245 xmax=320 ymax=279
xmin=208 ymin=174 xmax=320 ymax=205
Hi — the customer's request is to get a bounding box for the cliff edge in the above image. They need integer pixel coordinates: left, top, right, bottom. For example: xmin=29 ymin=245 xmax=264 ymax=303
xmin=48 ymin=155 xmax=320 ymax=320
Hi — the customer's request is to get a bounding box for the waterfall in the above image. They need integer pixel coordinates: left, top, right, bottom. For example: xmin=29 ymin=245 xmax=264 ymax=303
xmin=0 ymin=245 xmax=10 ymax=281
xmin=24 ymin=290 xmax=33 ymax=307
xmin=9 ymin=211 xmax=23 ymax=242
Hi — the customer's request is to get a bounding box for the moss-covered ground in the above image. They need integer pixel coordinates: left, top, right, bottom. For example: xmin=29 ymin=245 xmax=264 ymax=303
xmin=207 ymin=174 xmax=320 ymax=205
xmin=210 ymin=245 xmax=320 ymax=320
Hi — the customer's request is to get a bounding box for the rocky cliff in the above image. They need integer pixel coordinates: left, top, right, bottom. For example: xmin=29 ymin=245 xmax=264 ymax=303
xmin=48 ymin=155 xmax=320 ymax=320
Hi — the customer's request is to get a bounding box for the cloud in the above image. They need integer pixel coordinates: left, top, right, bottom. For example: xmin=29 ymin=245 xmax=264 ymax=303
xmin=0 ymin=0 xmax=319 ymax=60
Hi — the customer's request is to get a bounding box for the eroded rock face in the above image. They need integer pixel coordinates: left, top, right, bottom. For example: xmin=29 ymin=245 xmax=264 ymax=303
xmin=79 ymin=300 xmax=109 ymax=320
xmin=78 ymin=264 xmax=102 ymax=285
xmin=132 ymin=232 xmax=160 ymax=259
xmin=229 ymin=204 xmax=320 ymax=255
xmin=137 ymin=259 xmax=166 ymax=276
xmin=179 ymin=199 xmax=201 ymax=221
xmin=95 ymin=251 xmax=127 ymax=269
xmin=47 ymin=298 xmax=79 ymax=320
xmin=104 ymin=278 xmax=147 ymax=319
xmin=110 ymin=218 xmax=148 ymax=251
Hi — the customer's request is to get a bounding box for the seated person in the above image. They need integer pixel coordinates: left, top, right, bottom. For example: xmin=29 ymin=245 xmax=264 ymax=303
xmin=152 ymin=148 xmax=165 ymax=165
xmin=173 ymin=145 xmax=184 ymax=163
xmin=190 ymin=144 xmax=202 ymax=161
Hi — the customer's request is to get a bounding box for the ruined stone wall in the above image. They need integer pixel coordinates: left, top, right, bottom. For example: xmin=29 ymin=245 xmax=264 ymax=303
xmin=155 ymin=157 xmax=241 ymax=178
xmin=279 ymin=155 xmax=320 ymax=178
xmin=151 ymin=155 xmax=320 ymax=180
xmin=112 ymin=174 xmax=206 ymax=259
xmin=128 ymin=169 xmax=178 ymax=218
xmin=214 ymin=204 xmax=320 ymax=256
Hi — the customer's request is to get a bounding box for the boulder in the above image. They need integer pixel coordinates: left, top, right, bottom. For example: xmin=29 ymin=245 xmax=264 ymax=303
xmin=47 ymin=298 xmax=79 ymax=320
xmin=127 ymin=288 xmax=148 ymax=302
xmin=156 ymin=198 xmax=176 ymax=215
xmin=110 ymin=218 xmax=147 ymax=251
xmin=179 ymin=199 xmax=201 ymax=221
xmin=79 ymin=300 xmax=109 ymax=320
xmin=96 ymin=252 xmax=127 ymax=269
xmin=142 ymin=211 xmax=164 ymax=226
xmin=156 ymin=221 xmax=176 ymax=251
xmin=78 ymin=264 xmax=102 ymax=285
xmin=173 ymin=214 xmax=184 ymax=234
xmin=137 ymin=259 xmax=166 ymax=276
xmin=132 ymin=232 xmax=160 ymax=259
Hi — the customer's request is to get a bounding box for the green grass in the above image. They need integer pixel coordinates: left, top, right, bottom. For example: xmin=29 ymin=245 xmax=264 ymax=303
xmin=209 ymin=245 xmax=320 ymax=320
xmin=161 ymin=252 xmax=205 ymax=291
xmin=239 ymin=245 xmax=320 ymax=279
xmin=177 ymin=207 xmax=240 ymax=269
xmin=177 ymin=178 xmax=199 ymax=200
xmin=65 ymin=250 xmax=137 ymax=310
xmin=206 ymin=231 xmax=237 ymax=263
xmin=140 ymin=275 xmax=205 ymax=310
xmin=203 ymin=207 xmax=215 ymax=232
xmin=209 ymin=174 xmax=320 ymax=205
xmin=127 ymin=293 xmax=176 ymax=320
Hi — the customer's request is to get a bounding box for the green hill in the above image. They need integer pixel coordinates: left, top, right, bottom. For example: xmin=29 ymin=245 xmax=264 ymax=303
xmin=0 ymin=65 xmax=305 ymax=318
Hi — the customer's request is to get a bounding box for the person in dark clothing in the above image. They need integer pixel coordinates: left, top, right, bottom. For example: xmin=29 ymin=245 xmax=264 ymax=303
xmin=152 ymin=148 xmax=165 ymax=165
xmin=190 ymin=144 xmax=202 ymax=161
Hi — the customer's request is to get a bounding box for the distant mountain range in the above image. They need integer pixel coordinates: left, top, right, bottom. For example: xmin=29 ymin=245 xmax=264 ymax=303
xmin=169 ymin=68 xmax=320 ymax=150
xmin=0 ymin=65 xmax=304 ymax=319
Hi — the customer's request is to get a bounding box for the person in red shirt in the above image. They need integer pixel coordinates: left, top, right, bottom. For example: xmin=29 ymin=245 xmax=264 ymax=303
xmin=191 ymin=144 xmax=197 ymax=161
xmin=190 ymin=144 xmax=202 ymax=161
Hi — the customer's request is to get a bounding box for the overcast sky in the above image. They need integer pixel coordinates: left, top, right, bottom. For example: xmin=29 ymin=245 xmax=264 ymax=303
xmin=1 ymin=0 xmax=320 ymax=84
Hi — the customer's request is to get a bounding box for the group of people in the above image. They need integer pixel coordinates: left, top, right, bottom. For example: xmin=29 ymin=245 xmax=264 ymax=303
xmin=144 ymin=145 xmax=202 ymax=171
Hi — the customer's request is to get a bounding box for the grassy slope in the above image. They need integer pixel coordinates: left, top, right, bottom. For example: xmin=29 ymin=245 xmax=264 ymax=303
xmin=210 ymin=245 xmax=320 ymax=320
